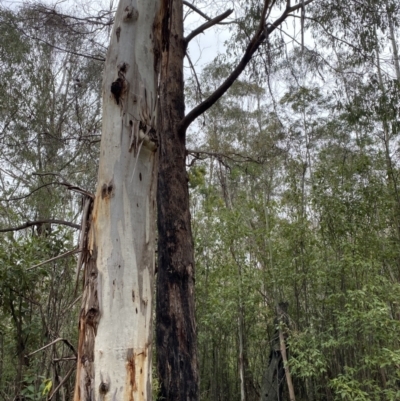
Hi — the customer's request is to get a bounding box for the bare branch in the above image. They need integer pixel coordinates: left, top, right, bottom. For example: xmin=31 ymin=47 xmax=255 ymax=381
xmin=53 ymin=356 xmax=77 ymax=362
xmin=2 ymin=179 xmax=93 ymax=202
xmin=185 ymin=9 xmax=233 ymax=45
xmin=26 ymin=337 xmax=77 ymax=358
xmin=183 ymin=0 xmax=232 ymax=25
xmin=48 ymin=366 xmax=75 ymax=401
xmin=0 ymin=220 xmax=80 ymax=233
xmin=187 ymin=149 xmax=265 ymax=164
xmin=9 ymin=21 xmax=105 ymax=61
xmin=59 ymin=182 xmax=95 ymax=198
xmin=27 ymin=248 xmax=81 ymax=271
xmin=179 ymin=0 xmax=315 ymax=134
xmin=2 ymin=182 xmax=58 ymax=202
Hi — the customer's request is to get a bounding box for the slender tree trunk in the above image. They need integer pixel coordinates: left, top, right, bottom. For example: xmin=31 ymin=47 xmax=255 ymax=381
xmin=385 ymin=0 xmax=400 ymax=81
xmin=279 ymin=331 xmax=295 ymax=401
xmin=238 ymin=312 xmax=246 ymax=401
xmin=73 ymin=1 xmax=159 ymax=400
xmin=156 ymin=0 xmax=199 ymax=400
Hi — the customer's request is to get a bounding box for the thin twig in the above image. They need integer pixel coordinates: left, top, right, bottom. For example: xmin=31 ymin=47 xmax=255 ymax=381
xmin=186 ymin=52 xmax=203 ymax=102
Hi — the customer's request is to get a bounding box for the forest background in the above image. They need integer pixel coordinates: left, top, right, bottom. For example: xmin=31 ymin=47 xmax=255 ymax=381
xmin=0 ymin=0 xmax=400 ymax=400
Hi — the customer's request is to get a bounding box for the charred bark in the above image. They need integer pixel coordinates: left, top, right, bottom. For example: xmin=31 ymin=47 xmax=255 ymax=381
xmin=156 ymin=0 xmax=199 ymax=400
xmin=260 ymin=303 xmax=289 ymax=401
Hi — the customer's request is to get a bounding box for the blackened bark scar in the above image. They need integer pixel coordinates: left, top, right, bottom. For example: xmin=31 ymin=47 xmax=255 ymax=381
xmin=116 ymin=26 xmax=121 ymax=42
xmin=111 ymin=78 xmax=124 ymax=105
xmin=99 ymin=382 xmax=109 ymax=394
xmin=123 ymin=5 xmax=138 ymax=22
xmin=101 ymin=181 xmax=114 ymax=199
xmin=118 ymin=62 xmax=128 ymax=76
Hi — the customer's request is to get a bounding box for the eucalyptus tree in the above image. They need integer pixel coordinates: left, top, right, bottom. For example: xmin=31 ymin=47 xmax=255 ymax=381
xmin=69 ymin=1 xmax=318 ymax=401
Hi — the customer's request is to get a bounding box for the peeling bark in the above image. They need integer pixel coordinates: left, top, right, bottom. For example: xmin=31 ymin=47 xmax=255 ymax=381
xmin=73 ymin=1 xmax=159 ymax=401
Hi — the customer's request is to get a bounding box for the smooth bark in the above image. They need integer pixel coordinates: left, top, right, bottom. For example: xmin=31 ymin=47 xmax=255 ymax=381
xmin=73 ymin=1 xmax=159 ymax=401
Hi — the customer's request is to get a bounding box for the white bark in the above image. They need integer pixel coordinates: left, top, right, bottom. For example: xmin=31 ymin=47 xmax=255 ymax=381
xmin=74 ymin=1 xmax=159 ymax=401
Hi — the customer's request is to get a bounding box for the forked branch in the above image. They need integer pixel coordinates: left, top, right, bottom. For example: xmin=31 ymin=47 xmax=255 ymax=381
xmin=183 ymin=0 xmax=230 ymax=24
xmin=179 ymin=0 xmax=315 ymax=134
xmin=184 ymin=9 xmax=233 ymax=46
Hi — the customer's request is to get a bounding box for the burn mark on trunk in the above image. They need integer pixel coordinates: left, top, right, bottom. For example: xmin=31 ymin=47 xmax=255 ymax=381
xmin=101 ymin=181 xmax=114 ymax=199
xmin=111 ymin=64 xmax=129 ymax=106
xmin=111 ymin=78 xmax=124 ymax=105
xmin=118 ymin=62 xmax=128 ymax=75
xmin=123 ymin=5 xmax=138 ymax=22
xmin=126 ymin=348 xmax=137 ymax=391
xmin=99 ymin=382 xmax=109 ymax=394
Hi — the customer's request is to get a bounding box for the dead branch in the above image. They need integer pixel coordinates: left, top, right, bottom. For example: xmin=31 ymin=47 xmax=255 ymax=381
xmin=59 ymin=182 xmax=94 ymax=198
xmin=26 ymin=337 xmax=77 ymax=358
xmin=27 ymin=248 xmax=81 ymax=271
xmin=187 ymin=149 xmax=264 ymax=164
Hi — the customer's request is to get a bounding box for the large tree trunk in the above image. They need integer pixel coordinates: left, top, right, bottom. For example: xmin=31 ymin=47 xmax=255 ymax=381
xmin=73 ymin=1 xmax=159 ymax=401
xmin=156 ymin=0 xmax=199 ymax=400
